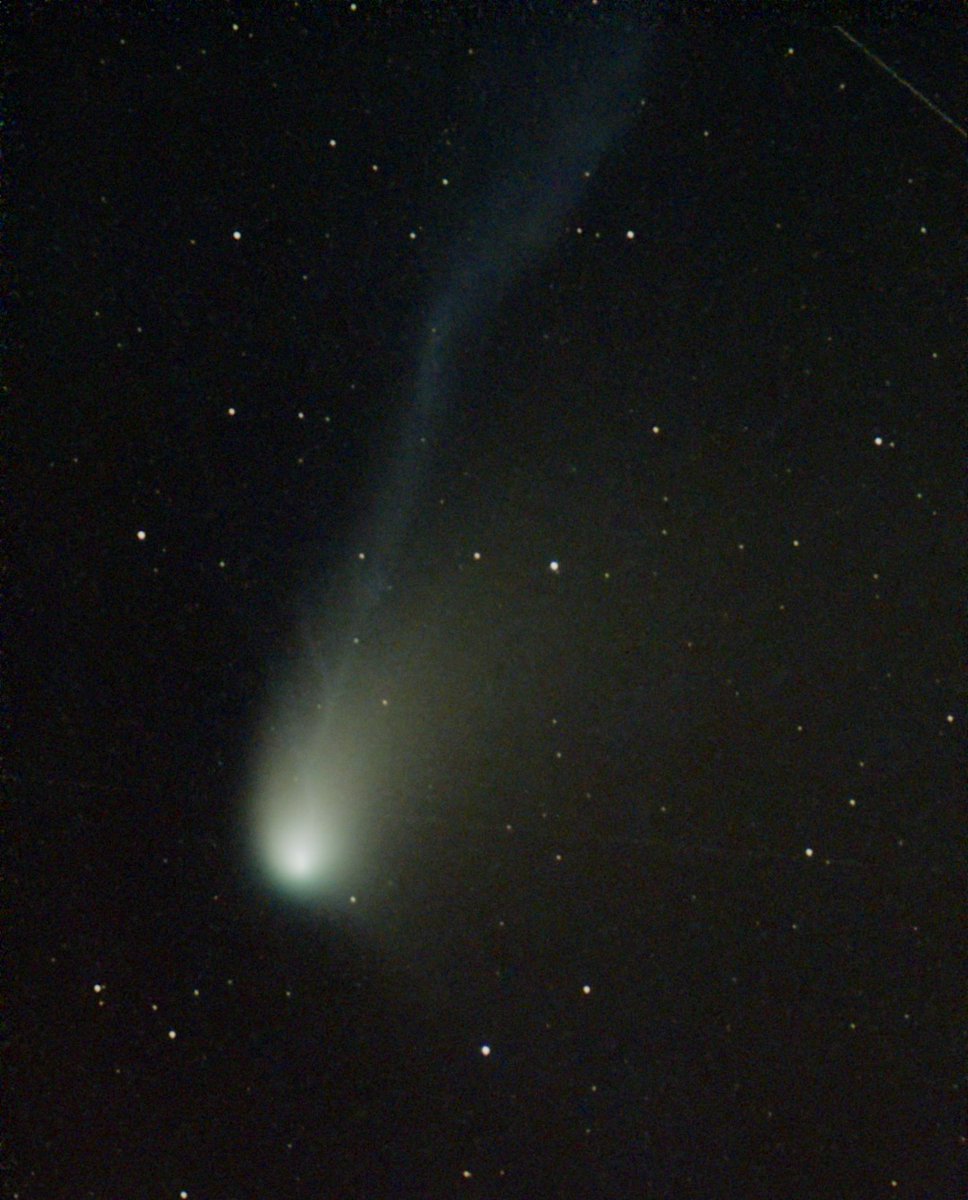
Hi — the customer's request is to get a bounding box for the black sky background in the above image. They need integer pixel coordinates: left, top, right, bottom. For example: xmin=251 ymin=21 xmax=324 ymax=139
xmin=6 ymin=5 xmax=964 ymax=1199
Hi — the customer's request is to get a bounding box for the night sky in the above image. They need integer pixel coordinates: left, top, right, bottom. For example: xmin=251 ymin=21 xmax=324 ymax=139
xmin=7 ymin=6 xmax=964 ymax=1198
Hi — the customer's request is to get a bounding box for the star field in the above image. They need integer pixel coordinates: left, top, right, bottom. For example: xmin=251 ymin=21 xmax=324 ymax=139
xmin=7 ymin=6 xmax=963 ymax=1199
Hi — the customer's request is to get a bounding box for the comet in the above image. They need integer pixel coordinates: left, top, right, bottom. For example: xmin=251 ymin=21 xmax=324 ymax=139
xmin=245 ymin=13 xmax=648 ymax=907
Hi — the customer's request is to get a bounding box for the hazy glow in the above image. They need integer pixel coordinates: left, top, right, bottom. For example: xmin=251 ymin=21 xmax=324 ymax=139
xmin=249 ymin=735 xmax=363 ymax=898
xmin=265 ymin=805 xmax=336 ymax=885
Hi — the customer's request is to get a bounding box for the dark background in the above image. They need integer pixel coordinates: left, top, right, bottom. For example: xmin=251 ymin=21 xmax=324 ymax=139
xmin=6 ymin=5 xmax=963 ymax=1198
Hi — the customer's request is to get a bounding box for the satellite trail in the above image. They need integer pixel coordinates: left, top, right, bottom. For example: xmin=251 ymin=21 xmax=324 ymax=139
xmin=834 ymin=25 xmax=966 ymax=139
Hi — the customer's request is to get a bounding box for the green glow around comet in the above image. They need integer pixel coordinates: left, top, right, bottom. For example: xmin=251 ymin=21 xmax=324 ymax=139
xmin=248 ymin=732 xmax=361 ymax=899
